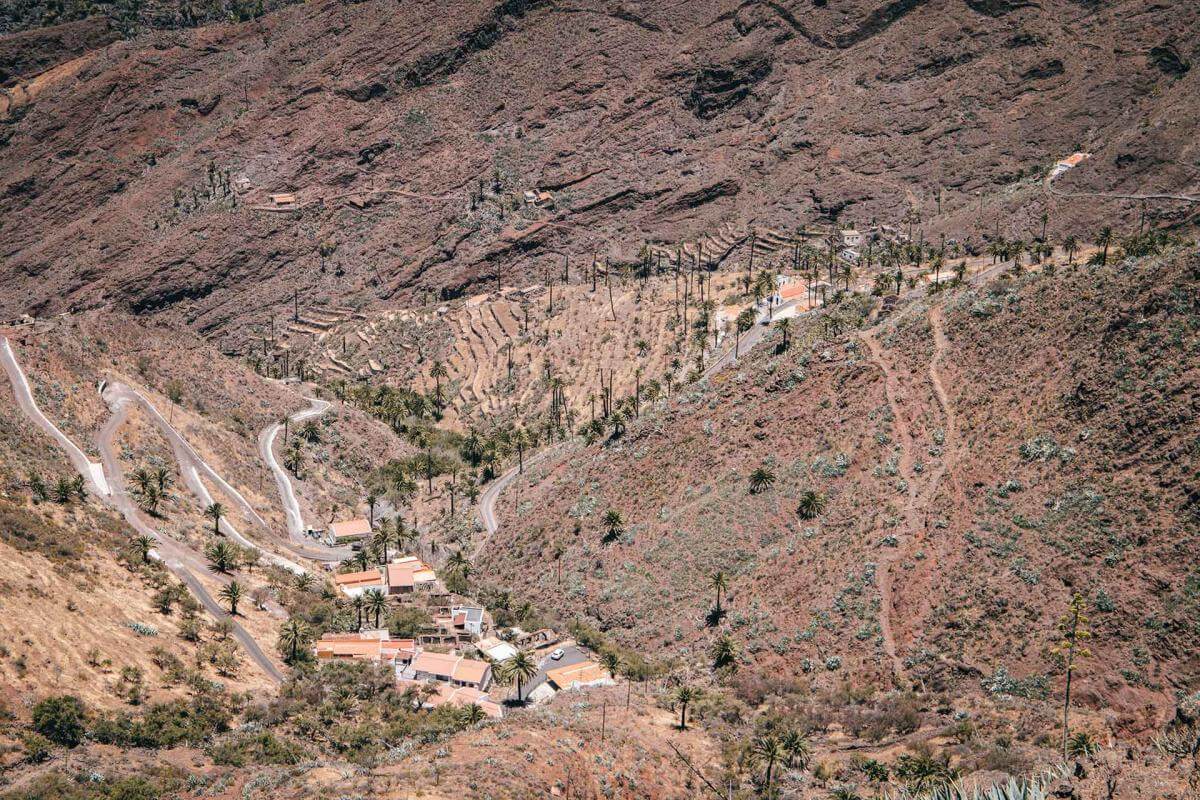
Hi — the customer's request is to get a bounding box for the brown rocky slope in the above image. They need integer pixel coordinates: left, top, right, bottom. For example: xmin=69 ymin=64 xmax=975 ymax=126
xmin=479 ymin=246 xmax=1200 ymax=737
xmin=1 ymin=0 xmax=1197 ymax=342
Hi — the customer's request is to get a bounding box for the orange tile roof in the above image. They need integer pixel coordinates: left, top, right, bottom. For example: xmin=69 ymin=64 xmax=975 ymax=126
xmin=545 ymin=660 xmax=609 ymax=689
xmin=410 ymin=651 xmax=491 ymax=685
xmin=334 ymin=569 xmax=384 ymax=588
xmin=780 ymin=283 xmax=807 ymax=301
xmin=330 ymin=518 xmax=372 ymax=539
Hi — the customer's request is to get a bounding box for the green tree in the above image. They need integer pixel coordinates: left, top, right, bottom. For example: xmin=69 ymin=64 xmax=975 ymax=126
xmin=365 ymin=588 xmax=388 ymax=629
xmin=460 ymin=703 xmax=487 ymax=725
xmin=205 ymin=502 xmax=225 ymax=535
xmin=601 ymin=509 xmax=624 ymax=544
xmin=600 ymin=650 xmax=621 ymax=680
xmin=748 ymin=466 xmax=776 ymax=494
xmin=776 ymin=317 xmax=791 ymax=351
xmin=499 ymin=650 xmax=538 ymax=703
xmin=797 ymin=490 xmax=826 ymax=520
xmin=206 ymin=540 xmax=236 ymax=573
xmin=748 ymin=731 xmax=810 ymax=798
xmin=219 ymin=581 xmax=244 ymax=615
xmin=673 ymin=686 xmax=698 ymax=730
xmin=351 ymin=594 xmax=366 ymax=630
xmin=710 ymin=571 xmax=729 ymax=617
xmin=131 ymin=534 xmax=154 ymax=564
xmin=711 ymin=634 xmax=739 ymax=671
xmin=1096 ymin=226 xmax=1114 ymax=266
xmin=31 ymin=696 xmax=86 ymax=747
xmin=277 ymin=618 xmax=312 ymax=662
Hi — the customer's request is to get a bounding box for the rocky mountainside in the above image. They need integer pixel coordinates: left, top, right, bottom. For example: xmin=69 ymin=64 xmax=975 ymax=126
xmin=1 ymin=0 xmax=1197 ymax=340
xmin=479 ymin=247 xmax=1200 ymax=737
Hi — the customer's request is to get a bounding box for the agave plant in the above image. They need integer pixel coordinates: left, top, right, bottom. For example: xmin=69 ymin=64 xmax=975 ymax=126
xmin=886 ymin=763 xmax=1071 ymax=800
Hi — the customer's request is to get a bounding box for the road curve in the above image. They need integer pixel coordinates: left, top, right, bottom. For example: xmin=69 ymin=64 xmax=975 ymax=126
xmin=102 ymin=382 xmax=308 ymax=576
xmin=1 ymin=338 xmax=110 ymax=496
xmin=0 ymin=336 xmax=283 ymax=683
xmin=474 ymin=446 xmax=563 ymax=560
xmin=258 ymin=398 xmax=348 ymax=562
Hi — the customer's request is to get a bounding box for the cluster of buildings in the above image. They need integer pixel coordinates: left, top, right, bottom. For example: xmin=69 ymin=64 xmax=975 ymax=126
xmin=315 ymin=549 xmax=613 ymax=719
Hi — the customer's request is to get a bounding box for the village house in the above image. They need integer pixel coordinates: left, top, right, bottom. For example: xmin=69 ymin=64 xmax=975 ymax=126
xmin=313 ymin=631 xmax=417 ymax=671
xmin=269 ymin=192 xmax=297 ymax=208
xmin=450 ymin=605 xmax=486 ymax=636
xmin=477 ymin=636 xmax=518 ymax=662
xmin=384 ymin=555 xmax=438 ymax=595
xmin=407 ymin=651 xmax=493 ymax=691
xmin=333 ymin=568 xmax=386 ymax=598
xmin=326 ymin=518 xmax=372 ymax=547
xmin=397 ymin=680 xmax=504 ymax=719
xmin=545 ymin=660 xmax=612 ymax=692
xmin=841 ymin=229 xmax=863 ymax=248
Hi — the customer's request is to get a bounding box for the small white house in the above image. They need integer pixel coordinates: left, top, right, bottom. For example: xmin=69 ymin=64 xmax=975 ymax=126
xmin=841 ymin=229 xmax=863 ymax=248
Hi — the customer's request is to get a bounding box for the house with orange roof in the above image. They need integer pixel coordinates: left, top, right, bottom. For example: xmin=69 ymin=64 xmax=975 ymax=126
xmin=408 ymin=651 xmax=492 ymax=690
xmin=314 ymin=631 xmax=416 ymax=670
xmin=545 ymin=660 xmax=612 ymax=692
xmin=325 ymin=517 xmax=372 ymax=546
xmin=333 ymin=568 xmax=386 ymax=598
xmin=397 ymin=680 xmax=504 ymax=718
xmin=384 ymin=555 xmax=438 ymax=595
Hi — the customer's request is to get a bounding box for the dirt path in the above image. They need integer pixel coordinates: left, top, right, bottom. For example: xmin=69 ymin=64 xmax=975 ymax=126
xmin=858 ymin=329 xmax=917 ymax=681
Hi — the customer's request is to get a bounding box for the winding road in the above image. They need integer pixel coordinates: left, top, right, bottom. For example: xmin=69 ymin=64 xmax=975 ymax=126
xmin=258 ymin=397 xmax=349 ymax=562
xmin=1 ymin=335 xmax=284 ymax=683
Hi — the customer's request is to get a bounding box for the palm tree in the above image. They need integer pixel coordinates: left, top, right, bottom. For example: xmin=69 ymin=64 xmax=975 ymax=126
xmin=710 ymin=571 xmax=729 ymax=616
xmin=131 ymin=467 xmax=153 ymax=497
xmin=205 ymin=502 xmax=225 ymax=535
xmin=776 ymin=318 xmax=791 ymax=351
xmin=500 ymin=650 xmax=538 ymax=703
xmin=219 ymin=581 xmax=243 ymax=616
xmin=277 ymin=618 xmax=311 ymax=664
xmin=601 ymin=509 xmax=624 ymax=543
xmin=206 ymin=540 xmax=236 ymax=573
xmin=711 ymin=634 xmax=739 ymax=671
xmin=131 ymin=534 xmax=154 ymax=563
xmin=372 ymin=527 xmax=390 ymax=564
xmin=460 ymin=703 xmax=487 ymax=725
xmin=600 ymin=650 xmax=621 ymax=680
xmin=446 ymin=550 xmax=471 ymax=580
xmin=153 ymin=467 xmax=172 ymax=493
xmin=430 ymin=360 xmax=448 ymax=408
xmin=735 ymin=307 xmax=757 ymax=357
xmin=797 ymin=490 xmax=826 ymax=520
xmin=366 ymin=490 xmax=379 ymax=527
xmin=1063 ymin=235 xmax=1078 ymax=264
xmin=513 ymin=428 xmax=530 ymax=473
xmin=365 ymin=588 xmax=388 ymax=629
xmin=1096 ymin=226 xmax=1114 ymax=266
xmin=748 ymin=466 xmax=776 ymax=494
xmin=749 ymin=733 xmax=809 ymax=798
xmin=351 ymin=593 xmax=366 ymax=630
xmin=673 ymin=686 xmax=698 ymax=730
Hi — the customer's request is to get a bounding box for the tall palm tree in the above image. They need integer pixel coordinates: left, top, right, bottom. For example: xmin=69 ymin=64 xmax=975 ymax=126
xmin=601 ymin=509 xmax=624 ymax=543
xmin=430 ymin=360 xmax=448 ymax=408
xmin=748 ymin=466 xmax=776 ymax=494
xmin=513 ymin=428 xmax=530 ymax=473
xmin=219 ymin=581 xmax=243 ymax=616
xmin=365 ymin=588 xmax=388 ymax=629
xmin=710 ymin=571 xmax=729 ymax=616
xmin=776 ymin=317 xmax=791 ymax=351
xmin=446 ymin=550 xmax=471 ymax=580
xmin=372 ymin=528 xmax=390 ymax=564
xmin=205 ymin=502 xmax=225 ymax=535
xmin=366 ymin=490 xmax=379 ymax=527
xmin=674 ymin=686 xmax=698 ymax=730
xmin=1063 ymin=235 xmax=1078 ymax=264
xmin=1096 ymin=226 xmax=1114 ymax=266
xmin=500 ymin=650 xmax=538 ymax=703
xmin=748 ymin=735 xmax=797 ymax=798
xmin=351 ymin=594 xmax=366 ymax=630
xmin=278 ymin=618 xmax=311 ymax=664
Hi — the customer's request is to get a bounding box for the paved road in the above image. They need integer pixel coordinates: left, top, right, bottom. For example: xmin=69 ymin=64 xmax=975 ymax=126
xmin=519 ymin=644 xmax=589 ymax=701
xmin=474 ymin=445 xmax=563 ymax=558
xmin=258 ymin=398 xmax=348 ymax=562
xmin=1 ymin=337 xmax=110 ymax=496
xmin=103 ymin=381 xmax=307 ymax=576
xmin=1 ymin=336 xmax=284 ymax=683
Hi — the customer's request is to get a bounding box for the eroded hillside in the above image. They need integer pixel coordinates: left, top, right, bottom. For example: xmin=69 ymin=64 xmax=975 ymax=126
xmin=1 ymin=0 xmax=1197 ymax=339
xmin=479 ymin=247 xmax=1200 ymax=736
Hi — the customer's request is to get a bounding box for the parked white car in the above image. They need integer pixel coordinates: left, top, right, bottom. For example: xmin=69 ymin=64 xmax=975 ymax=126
xmin=549 ymin=648 xmax=565 ymax=661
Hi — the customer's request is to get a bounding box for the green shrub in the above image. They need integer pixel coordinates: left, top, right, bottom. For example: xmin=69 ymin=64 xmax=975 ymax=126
xmin=31 ymin=695 xmax=86 ymax=747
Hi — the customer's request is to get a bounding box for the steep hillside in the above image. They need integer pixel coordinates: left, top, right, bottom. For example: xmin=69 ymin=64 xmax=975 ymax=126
xmin=1 ymin=0 xmax=1197 ymax=339
xmin=478 ymin=247 xmax=1200 ymax=735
